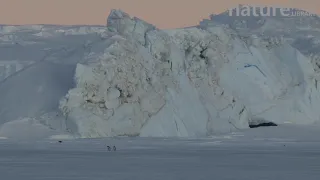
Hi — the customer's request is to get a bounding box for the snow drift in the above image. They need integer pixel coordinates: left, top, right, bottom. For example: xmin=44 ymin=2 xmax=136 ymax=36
xmin=1 ymin=7 xmax=320 ymax=138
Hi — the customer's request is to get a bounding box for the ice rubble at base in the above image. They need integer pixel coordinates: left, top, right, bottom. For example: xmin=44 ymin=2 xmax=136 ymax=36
xmin=59 ymin=10 xmax=320 ymax=138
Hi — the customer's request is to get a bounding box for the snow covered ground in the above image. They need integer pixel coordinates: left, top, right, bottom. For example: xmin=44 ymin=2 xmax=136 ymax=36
xmin=0 ymin=125 xmax=320 ymax=180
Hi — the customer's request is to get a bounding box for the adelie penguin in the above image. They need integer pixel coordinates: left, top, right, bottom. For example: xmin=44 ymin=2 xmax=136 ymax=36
xmin=107 ymin=145 xmax=117 ymax=151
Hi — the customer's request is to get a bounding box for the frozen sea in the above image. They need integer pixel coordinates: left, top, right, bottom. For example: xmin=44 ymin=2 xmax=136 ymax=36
xmin=0 ymin=125 xmax=320 ymax=180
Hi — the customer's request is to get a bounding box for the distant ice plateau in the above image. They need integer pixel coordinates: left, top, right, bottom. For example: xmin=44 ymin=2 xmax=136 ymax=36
xmin=1 ymin=6 xmax=320 ymax=139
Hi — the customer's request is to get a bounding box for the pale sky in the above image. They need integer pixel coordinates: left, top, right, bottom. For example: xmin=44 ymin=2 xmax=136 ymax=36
xmin=0 ymin=0 xmax=319 ymax=29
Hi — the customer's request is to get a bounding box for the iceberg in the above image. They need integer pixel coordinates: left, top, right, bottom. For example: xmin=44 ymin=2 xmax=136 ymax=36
xmin=59 ymin=9 xmax=320 ymax=137
xmin=0 ymin=7 xmax=320 ymax=138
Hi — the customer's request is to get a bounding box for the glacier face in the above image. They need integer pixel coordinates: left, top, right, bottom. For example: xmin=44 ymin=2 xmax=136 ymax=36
xmin=58 ymin=9 xmax=320 ymax=138
xmin=0 ymin=8 xmax=320 ymax=138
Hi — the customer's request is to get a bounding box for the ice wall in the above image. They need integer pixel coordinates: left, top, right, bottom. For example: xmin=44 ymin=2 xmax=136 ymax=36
xmin=59 ymin=10 xmax=320 ymax=138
